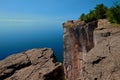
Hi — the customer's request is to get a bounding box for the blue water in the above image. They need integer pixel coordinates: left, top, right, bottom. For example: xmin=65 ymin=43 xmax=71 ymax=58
xmin=0 ymin=23 xmax=63 ymax=62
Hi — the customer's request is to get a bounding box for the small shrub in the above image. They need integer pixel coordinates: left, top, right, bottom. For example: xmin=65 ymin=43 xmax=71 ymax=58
xmin=79 ymin=1 xmax=120 ymax=24
xmin=80 ymin=13 xmax=85 ymax=21
xmin=95 ymin=4 xmax=108 ymax=19
xmin=107 ymin=1 xmax=120 ymax=24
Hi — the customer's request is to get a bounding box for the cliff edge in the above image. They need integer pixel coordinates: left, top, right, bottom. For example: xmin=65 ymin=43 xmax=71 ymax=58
xmin=63 ymin=19 xmax=120 ymax=80
xmin=0 ymin=19 xmax=120 ymax=80
xmin=63 ymin=20 xmax=97 ymax=80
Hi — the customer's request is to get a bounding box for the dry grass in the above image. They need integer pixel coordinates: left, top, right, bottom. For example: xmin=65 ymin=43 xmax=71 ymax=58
xmin=111 ymin=23 xmax=120 ymax=28
xmin=64 ymin=22 xmax=74 ymax=27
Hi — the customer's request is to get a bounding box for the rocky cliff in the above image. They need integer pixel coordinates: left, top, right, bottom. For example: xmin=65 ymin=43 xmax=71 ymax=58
xmin=63 ymin=19 xmax=120 ymax=80
xmin=84 ymin=19 xmax=120 ymax=80
xmin=63 ymin=20 xmax=97 ymax=80
xmin=84 ymin=27 xmax=120 ymax=80
xmin=0 ymin=19 xmax=120 ymax=80
xmin=0 ymin=48 xmax=64 ymax=80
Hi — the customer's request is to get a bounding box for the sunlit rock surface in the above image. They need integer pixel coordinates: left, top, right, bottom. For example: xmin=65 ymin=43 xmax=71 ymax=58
xmin=63 ymin=19 xmax=120 ymax=80
xmin=0 ymin=48 xmax=64 ymax=80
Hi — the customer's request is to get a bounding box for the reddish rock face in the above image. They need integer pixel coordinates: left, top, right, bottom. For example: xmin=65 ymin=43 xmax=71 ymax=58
xmin=63 ymin=20 xmax=97 ymax=80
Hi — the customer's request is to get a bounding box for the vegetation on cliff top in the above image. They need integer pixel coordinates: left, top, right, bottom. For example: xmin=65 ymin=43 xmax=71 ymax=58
xmin=80 ymin=1 xmax=120 ymax=24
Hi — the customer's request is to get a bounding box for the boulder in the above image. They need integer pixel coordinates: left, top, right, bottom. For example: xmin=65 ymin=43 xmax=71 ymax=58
xmin=0 ymin=48 xmax=64 ymax=80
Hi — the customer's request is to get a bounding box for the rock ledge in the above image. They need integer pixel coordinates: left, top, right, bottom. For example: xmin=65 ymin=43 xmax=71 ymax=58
xmin=0 ymin=48 xmax=64 ymax=80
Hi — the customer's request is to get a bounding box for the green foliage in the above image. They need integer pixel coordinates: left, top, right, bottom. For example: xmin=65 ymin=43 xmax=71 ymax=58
xmin=84 ymin=10 xmax=97 ymax=23
xmin=79 ymin=1 xmax=120 ymax=24
xmin=80 ymin=13 xmax=85 ymax=21
xmin=95 ymin=4 xmax=108 ymax=19
xmin=79 ymin=4 xmax=107 ymax=23
xmin=107 ymin=1 xmax=120 ymax=24
xmin=80 ymin=10 xmax=97 ymax=23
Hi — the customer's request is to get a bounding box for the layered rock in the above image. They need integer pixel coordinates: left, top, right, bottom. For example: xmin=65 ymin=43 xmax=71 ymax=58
xmin=63 ymin=19 xmax=120 ymax=80
xmin=0 ymin=48 xmax=64 ymax=80
xmin=63 ymin=20 xmax=97 ymax=80
xmin=84 ymin=31 xmax=120 ymax=80
xmin=84 ymin=19 xmax=120 ymax=80
xmin=94 ymin=19 xmax=120 ymax=45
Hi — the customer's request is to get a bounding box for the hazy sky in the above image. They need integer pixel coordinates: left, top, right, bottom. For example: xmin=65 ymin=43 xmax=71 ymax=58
xmin=0 ymin=0 xmax=115 ymax=26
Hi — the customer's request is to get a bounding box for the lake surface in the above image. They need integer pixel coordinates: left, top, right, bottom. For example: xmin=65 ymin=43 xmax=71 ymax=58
xmin=0 ymin=23 xmax=63 ymax=62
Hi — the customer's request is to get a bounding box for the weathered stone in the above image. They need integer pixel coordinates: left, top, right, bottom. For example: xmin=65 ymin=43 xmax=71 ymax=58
xmin=63 ymin=20 xmax=97 ymax=80
xmin=63 ymin=19 xmax=120 ymax=80
xmin=84 ymin=32 xmax=120 ymax=80
xmin=94 ymin=19 xmax=120 ymax=45
xmin=0 ymin=48 xmax=64 ymax=80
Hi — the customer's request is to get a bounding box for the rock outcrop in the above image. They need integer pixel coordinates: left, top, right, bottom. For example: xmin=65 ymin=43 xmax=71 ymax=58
xmin=84 ymin=19 xmax=120 ymax=80
xmin=84 ymin=29 xmax=120 ymax=80
xmin=0 ymin=48 xmax=64 ymax=80
xmin=63 ymin=20 xmax=97 ymax=80
xmin=94 ymin=19 xmax=120 ymax=45
xmin=0 ymin=19 xmax=120 ymax=80
xmin=63 ymin=19 xmax=120 ymax=80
